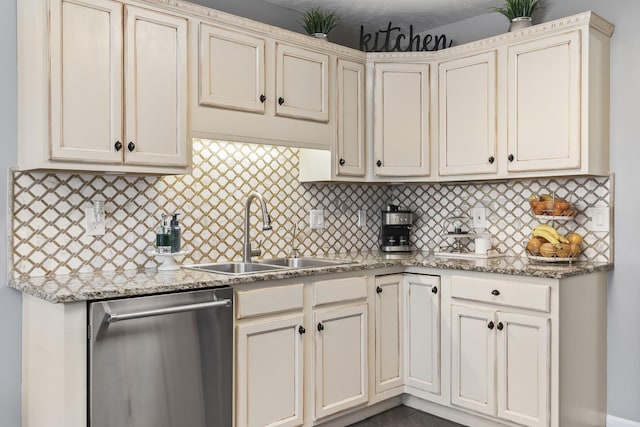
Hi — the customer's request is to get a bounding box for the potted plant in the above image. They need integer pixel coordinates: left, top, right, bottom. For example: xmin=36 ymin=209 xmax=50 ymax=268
xmin=494 ymin=0 xmax=543 ymax=31
xmin=299 ymin=7 xmax=339 ymax=39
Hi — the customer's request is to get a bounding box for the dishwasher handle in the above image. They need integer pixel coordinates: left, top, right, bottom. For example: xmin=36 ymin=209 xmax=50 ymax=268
xmin=107 ymin=299 xmax=232 ymax=323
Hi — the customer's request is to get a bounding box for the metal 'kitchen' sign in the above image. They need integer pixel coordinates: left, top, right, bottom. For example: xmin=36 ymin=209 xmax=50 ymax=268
xmin=360 ymin=22 xmax=453 ymax=52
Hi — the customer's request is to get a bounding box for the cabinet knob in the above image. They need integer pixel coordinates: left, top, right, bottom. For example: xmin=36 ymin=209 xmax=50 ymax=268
xmin=339 ymin=158 xmax=346 ymax=166
xmin=497 ymin=322 xmax=504 ymax=331
xmin=508 ymin=154 xmax=514 ymax=162
xmin=260 ymin=94 xmax=266 ymax=103
xmin=488 ymin=321 xmax=495 ymax=330
xmin=298 ymin=326 xmax=306 ymax=335
xmin=376 ymin=286 xmax=383 ymax=294
xmin=491 ymin=289 xmax=500 ymax=296
xmin=376 ymin=160 xmax=382 ymax=167
xmin=278 ymin=97 xmax=285 ymax=105
xmin=431 ymin=286 xmax=438 ymax=294
xmin=317 ymin=323 xmax=324 ymax=332
xmin=488 ymin=156 xmax=495 ymax=164
xmin=114 ymin=141 xmax=123 ymax=151
xmin=127 ymin=141 xmax=135 ymax=152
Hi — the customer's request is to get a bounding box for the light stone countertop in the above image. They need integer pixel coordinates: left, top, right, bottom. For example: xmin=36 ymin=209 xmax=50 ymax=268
xmin=8 ymin=251 xmax=613 ymax=304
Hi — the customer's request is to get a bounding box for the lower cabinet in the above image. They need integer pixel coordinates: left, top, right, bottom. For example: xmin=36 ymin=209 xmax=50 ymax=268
xmin=374 ymin=275 xmax=404 ymax=394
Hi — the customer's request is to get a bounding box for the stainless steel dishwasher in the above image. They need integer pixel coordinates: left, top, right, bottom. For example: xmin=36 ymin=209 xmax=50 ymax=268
xmin=89 ymin=286 xmax=233 ymax=427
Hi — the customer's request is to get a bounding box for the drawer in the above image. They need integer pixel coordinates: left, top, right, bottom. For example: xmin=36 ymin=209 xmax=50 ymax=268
xmin=236 ymin=284 xmax=304 ymax=319
xmin=450 ymin=275 xmax=550 ymax=312
xmin=314 ymin=276 xmax=367 ymax=306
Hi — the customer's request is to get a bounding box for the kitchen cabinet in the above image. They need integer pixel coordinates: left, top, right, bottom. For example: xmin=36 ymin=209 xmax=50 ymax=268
xmin=235 ymin=284 xmax=305 ymax=427
xmin=373 ymin=275 xmax=403 ymax=395
xmin=336 ymin=59 xmax=366 ymax=177
xmin=438 ymin=51 xmax=498 ymax=176
xmin=20 ymin=0 xmax=190 ymax=173
xmin=403 ymin=274 xmax=440 ymax=396
xmin=373 ymin=62 xmax=431 ymax=177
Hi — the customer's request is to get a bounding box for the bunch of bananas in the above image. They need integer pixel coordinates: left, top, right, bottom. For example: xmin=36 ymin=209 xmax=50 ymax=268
xmin=527 ymin=224 xmax=583 ymax=258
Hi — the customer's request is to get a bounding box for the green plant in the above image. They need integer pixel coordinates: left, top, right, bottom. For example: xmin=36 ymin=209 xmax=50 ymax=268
xmin=494 ymin=0 xmax=543 ymax=19
xmin=299 ymin=7 xmax=339 ymax=35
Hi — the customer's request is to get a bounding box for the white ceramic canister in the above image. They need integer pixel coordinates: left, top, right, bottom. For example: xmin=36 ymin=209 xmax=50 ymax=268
xmin=474 ymin=232 xmax=492 ymax=254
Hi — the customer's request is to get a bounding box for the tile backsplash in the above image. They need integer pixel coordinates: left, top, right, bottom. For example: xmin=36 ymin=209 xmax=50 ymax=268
xmin=10 ymin=139 xmax=613 ymax=278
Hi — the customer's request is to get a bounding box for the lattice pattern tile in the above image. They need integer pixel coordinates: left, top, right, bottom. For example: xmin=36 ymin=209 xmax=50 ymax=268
xmin=10 ymin=140 xmax=612 ymax=278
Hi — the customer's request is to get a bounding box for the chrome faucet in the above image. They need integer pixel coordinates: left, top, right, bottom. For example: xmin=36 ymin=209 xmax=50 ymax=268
xmin=243 ymin=192 xmax=272 ymax=263
xmin=289 ymin=222 xmax=300 ymax=258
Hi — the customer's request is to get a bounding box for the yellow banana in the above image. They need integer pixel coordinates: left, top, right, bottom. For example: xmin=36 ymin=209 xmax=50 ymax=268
xmin=540 ymin=194 xmax=554 ymax=201
xmin=531 ymin=229 xmax=561 ymax=246
xmin=533 ymin=224 xmax=569 ymax=243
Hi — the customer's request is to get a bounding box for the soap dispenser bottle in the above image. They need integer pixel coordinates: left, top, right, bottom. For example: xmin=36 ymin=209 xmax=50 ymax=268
xmin=156 ymin=213 xmax=172 ymax=254
xmin=170 ymin=213 xmax=181 ymax=253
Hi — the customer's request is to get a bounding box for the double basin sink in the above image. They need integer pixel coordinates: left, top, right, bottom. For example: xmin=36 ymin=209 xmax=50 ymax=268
xmin=183 ymin=257 xmax=354 ymax=276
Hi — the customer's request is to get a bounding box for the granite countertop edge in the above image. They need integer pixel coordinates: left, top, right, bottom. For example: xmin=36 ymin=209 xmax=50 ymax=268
xmin=8 ymin=252 xmax=614 ymax=304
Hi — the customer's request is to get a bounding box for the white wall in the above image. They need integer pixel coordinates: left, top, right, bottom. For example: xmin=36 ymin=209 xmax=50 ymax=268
xmin=0 ymin=0 xmax=21 ymax=426
xmin=425 ymin=2 xmax=640 ymax=423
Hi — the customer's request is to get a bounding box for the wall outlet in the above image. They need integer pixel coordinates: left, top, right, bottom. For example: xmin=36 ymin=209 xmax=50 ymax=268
xmin=84 ymin=202 xmax=106 ymax=236
xmin=471 ymin=207 xmax=487 ymax=229
xmin=310 ymin=209 xmax=325 ymax=230
xmin=357 ymin=209 xmax=367 ymax=227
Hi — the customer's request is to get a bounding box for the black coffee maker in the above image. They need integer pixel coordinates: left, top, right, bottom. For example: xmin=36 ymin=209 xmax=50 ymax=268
xmin=380 ymin=204 xmax=413 ymax=252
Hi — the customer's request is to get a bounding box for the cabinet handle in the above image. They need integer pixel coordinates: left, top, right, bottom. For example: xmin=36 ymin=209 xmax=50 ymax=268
xmin=127 ymin=141 xmax=135 ymax=152
xmin=432 ymin=286 xmax=438 ymax=294
xmin=114 ymin=141 xmax=123 ymax=152
xmin=376 ymin=160 xmax=382 ymax=167
xmin=488 ymin=156 xmax=495 ymax=164
xmin=488 ymin=321 xmax=495 ymax=330
xmin=508 ymin=154 xmax=514 ymax=162
xmin=298 ymin=326 xmax=306 ymax=335
xmin=260 ymin=94 xmax=266 ymax=103
xmin=278 ymin=97 xmax=285 ymax=105
xmin=497 ymin=322 xmax=504 ymax=331
xmin=317 ymin=323 xmax=324 ymax=332
xmin=376 ymin=286 xmax=383 ymax=294
xmin=339 ymin=158 xmax=346 ymax=166
xmin=491 ymin=289 xmax=500 ymax=296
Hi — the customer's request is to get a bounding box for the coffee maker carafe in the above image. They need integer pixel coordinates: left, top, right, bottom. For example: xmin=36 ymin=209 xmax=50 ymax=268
xmin=380 ymin=204 xmax=413 ymax=252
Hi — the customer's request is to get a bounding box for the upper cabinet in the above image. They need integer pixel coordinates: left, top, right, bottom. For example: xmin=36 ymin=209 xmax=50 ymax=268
xmin=336 ymin=59 xmax=366 ymax=177
xmin=19 ymin=0 xmax=190 ymax=174
xmin=373 ymin=63 xmax=431 ymax=177
xmin=438 ymin=51 xmax=498 ymax=177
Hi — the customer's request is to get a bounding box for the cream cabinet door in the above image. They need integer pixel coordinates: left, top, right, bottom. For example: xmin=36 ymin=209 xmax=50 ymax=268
xmin=496 ymin=313 xmax=549 ymax=427
xmin=403 ymin=274 xmax=440 ymax=395
xmin=507 ymin=31 xmax=581 ymax=172
xmin=374 ymin=275 xmax=403 ymax=394
xmin=373 ymin=63 xmax=430 ymax=177
xmin=199 ymin=24 xmax=266 ymax=113
xmin=336 ymin=59 xmax=365 ymax=177
xmin=49 ymin=0 xmax=123 ymax=163
xmin=314 ymin=304 xmax=368 ymax=419
xmin=439 ymin=51 xmax=497 ymax=176
xmin=123 ymin=6 xmax=189 ymax=167
xmin=236 ymin=315 xmax=304 ymax=427
xmin=276 ymin=44 xmax=329 ymax=122
xmin=451 ymin=305 xmax=496 ymax=416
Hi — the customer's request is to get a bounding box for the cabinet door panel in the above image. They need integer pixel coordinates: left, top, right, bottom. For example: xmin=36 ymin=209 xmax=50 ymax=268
xmin=496 ymin=313 xmax=549 ymax=427
xmin=199 ymin=24 xmax=265 ymax=113
xmin=236 ymin=315 xmax=304 ymax=427
xmin=404 ymin=274 xmax=440 ymax=394
xmin=314 ymin=304 xmax=368 ymax=419
xmin=374 ymin=275 xmax=403 ymax=394
xmin=439 ymin=51 xmax=497 ymax=176
xmin=50 ymin=0 xmax=123 ymax=163
xmin=276 ymin=44 xmax=329 ymax=122
xmin=336 ymin=59 xmax=365 ymax=177
xmin=374 ymin=63 xmax=430 ymax=176
xmin=507 ymin=31 xmax=581 ymax=171
xmin=451 ymin=305 xmax=495 ymax=416
xmin=124 ymin=6 xmax=188 ymax=166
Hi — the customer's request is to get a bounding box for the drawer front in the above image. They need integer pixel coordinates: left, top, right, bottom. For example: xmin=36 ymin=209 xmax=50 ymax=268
xmin=236 ymin=284 xmax=304 ymax=319
xmin=451 ymin=275 xmax=550 ymax=312
xmin=314 ymin=276 xmax=368 ymax=306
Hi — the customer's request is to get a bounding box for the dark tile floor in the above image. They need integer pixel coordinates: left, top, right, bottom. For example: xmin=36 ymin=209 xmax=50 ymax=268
xmin=347 ymin=405 xmax=467 ymax=427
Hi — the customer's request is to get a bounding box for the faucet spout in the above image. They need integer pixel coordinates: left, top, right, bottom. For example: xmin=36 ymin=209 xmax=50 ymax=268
xmin=243 ymin=192 xmax=272 ymax=263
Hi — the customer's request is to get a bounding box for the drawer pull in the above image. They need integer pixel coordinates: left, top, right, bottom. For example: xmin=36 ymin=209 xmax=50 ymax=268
xmin=488 ymin=321 xmax=495 ymax=330
xmin=317 ymin=323 xmax=324 ymax=332
xmin=376 ymin=286 xmax=383 ymax=294
xmin=432 ymin=286 xmax=438 ymax=294
xmin=497 ymin=322 xmax=504 ymax=331
xmin=491 ymin=289 xmax=500 ymax=296
xmin=298 ymin=326 xmax=306 ymax=335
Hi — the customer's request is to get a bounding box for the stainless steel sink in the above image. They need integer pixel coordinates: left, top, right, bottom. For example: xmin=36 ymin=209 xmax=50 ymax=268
xmin=258 ymin=257 xmax=353 ymax=269
xmin=183 ymin=262 xmax=287 ymax=275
